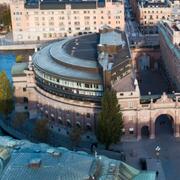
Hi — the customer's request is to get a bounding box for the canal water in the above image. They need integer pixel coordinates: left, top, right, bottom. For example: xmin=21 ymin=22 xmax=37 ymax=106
xmin=0 ymin=53 xmax=15 ymax=81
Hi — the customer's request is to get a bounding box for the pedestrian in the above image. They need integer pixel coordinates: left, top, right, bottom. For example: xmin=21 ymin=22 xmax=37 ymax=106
xmin=156 ymin=170 xmax=159 ymax=177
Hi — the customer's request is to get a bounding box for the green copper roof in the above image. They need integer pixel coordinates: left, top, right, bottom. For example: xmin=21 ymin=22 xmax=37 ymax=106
xmin=11 ymin=62 xmax=28 ymax=76
xmin=100 ymin=161 xmax=156 ymax=180
xmin=120 ymin=162 xmax=156 ymax=180
xmin=133 ymin=172 xmax=156 ymax=180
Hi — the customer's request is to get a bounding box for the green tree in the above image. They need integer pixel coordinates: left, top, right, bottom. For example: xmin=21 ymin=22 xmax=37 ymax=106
xmin=16 ymin=55 xmax=24 ymax=63
xmin=69 ymin=127 xmax=82 ymax=149
xmin=34 ymin=119 xmax=49 ymax=142
xmin=96 ymin=89 xmax=123 ymax=149
xmin=0 ymin=71 xmax=13 ymax=117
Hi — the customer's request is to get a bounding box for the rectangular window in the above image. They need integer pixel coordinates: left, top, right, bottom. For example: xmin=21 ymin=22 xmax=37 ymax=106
xmin=85 ymin=83 xmax=89 ymax=88
xmin=129 ymin=128 xmax=134 ymax=134
xmin=86 ymin=113 xmax=90 ymax=118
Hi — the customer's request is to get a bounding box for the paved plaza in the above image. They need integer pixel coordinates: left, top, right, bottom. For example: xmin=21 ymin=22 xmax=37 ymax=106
xmin=111 ymin=134 xmax=180 ymax=180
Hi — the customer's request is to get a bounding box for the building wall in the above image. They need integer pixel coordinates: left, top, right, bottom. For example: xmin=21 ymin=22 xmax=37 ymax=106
xmin=13 ymin=75 xmax=28 ymax=103
xmin=13 ymin=69 xmax=180 ymax=140
xmin=138 ymin=7 xmax=171 ymax=33
xmin=131 ymin=47 xmax=161 ymax=70
xmin=130 ymin=0 xmax=175 ymax=34
xmin=159 ymin=28 xmax=180 ymax=91
xmin=10 ymin=0 xmax=125 ymax=41
xmin=0 ymin=0 xmax=10 ymax=4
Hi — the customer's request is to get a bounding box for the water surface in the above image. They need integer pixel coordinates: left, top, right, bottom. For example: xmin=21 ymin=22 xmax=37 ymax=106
xmin=0 ymin=53 xmax=16 ymax=81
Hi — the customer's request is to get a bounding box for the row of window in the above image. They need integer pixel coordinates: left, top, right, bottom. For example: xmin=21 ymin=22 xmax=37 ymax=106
xmin=37 ymin=77 xmax=103 ymax=97
xmin=26 ymin=23 xmax=111 ymax=30
xmin=27 ymin=10 xmax=121 ymax=16
xmin=38 ymin=103 xmax=92 ymax=118
xmin=143 ymin=15 xmax=169 ymax=20
xmin=32 ymin=15 xmax=119 ymax=21
xmin=143 ymin=10 xmax=168 ymax=14
xmin=39 ymin=108 xmax=93 ymax=130
xmin=35 ymin=68 xmax=103 ymax=91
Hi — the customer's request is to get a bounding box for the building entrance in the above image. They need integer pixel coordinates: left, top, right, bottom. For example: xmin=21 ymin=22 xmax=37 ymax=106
xmin=155 ymin=114 xmax=173 ymax=137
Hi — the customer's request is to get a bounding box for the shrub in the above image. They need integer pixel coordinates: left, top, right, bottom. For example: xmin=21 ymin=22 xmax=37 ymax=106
xmin=16 ymin=55 xmax=24 ymax=63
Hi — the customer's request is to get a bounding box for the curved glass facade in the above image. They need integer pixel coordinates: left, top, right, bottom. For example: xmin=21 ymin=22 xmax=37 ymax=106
xmin=34 ymin=67 xmax=103 ymax=102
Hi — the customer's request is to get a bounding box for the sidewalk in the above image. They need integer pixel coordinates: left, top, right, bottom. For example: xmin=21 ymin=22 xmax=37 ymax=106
xmin=147 ymin=158 xmax=166 ymax=180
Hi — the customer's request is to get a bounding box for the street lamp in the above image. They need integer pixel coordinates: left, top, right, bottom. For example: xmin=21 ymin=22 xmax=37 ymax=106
xmin=155 ymin=145 xmax=161 ymax=160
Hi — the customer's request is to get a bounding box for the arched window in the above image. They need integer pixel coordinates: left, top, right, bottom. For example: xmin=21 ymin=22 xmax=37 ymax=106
xmin=51 ymin=114 xmax=55 ymax=121
xmin=86 ymin=123 xmax=92 ymax=131
xmin=58 ymin=117 xmax=63 ymax=125
xmin=76 ymin=121 xmax=81 ymax=128
xmin=66 ymin=119 xmax=72 ymax=128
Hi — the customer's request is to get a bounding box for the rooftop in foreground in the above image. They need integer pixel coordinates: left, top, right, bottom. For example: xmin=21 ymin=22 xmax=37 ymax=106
xmin=0 ymin=136 xmax=156 ymax=180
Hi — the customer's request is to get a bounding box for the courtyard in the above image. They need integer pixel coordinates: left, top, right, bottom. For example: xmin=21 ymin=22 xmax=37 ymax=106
xmin=138 ymin=69 xmax=172 ymax=96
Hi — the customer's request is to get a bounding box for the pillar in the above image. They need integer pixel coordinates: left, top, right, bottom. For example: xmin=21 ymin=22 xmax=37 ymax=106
xmin=174 ymin=109 xmax=180 ymax=137
xmin=150 ymin=117 xmax=155 ymax=139
xmin=137 ymin=125 xmax=141 ymax=141
xmin=136 ymin=110 xmax=141 ymax=140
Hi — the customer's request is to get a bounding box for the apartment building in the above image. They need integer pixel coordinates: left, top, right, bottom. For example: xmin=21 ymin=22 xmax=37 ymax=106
xmin=159 ymin=20 xmax=180 ymax=90
xmin=130 ymin=0 xmax=179 ymax=34
xmin=10 ymin=0 xmax=125 ymax=41
xmin=0 ymin=0 xmax=10 ymax=4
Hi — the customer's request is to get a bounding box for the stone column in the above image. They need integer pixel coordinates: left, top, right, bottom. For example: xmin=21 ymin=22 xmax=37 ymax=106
xmin=149 ymin=101 xmax=155 ymax=139
xmin=150 ymin=115 xmax=155 ymax=139
xmin=174 ymin=108 xmax=180 ymax=137
xmin=137 ymin=125 xmax=141 ymax=140
xmin=136 ymin=110 xmax=141 ymax=140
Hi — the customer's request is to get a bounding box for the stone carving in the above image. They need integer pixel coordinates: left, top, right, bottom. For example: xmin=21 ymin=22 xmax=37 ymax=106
xmin=156 ymin=92 xmax=174 ymax=104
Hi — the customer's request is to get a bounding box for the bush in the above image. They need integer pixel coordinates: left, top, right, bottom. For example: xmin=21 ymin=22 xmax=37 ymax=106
xmin=16 ymin=55 xmax=24 ymax=63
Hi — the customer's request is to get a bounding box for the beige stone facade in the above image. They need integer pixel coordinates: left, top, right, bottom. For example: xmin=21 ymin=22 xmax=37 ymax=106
xmin=0 ymin=0 xmax=10 ymax=4
xmin=11 ymin=21 xmax=180 ymax=141
xmin=130 ymin=0 xmax=179 ymax=34
xmin=12 ymin=53 xmax=180 ymax=141
xmin=10 ymin=0 xmax=125 ymax=41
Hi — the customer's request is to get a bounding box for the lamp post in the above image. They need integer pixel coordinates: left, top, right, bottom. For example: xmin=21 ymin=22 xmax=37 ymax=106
xmin=155 ymin=145 xmax=161 ymax=160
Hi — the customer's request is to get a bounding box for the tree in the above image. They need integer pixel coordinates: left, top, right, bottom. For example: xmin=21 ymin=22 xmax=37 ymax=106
xmin=0 ymin=71 xmax=13 ymax=117
xmin=16 ymin=55 xmax=24 ymax=63
xmin=96 ymin=89 xmax=123 ymax=149
xmin=34 ymin=119 xmax=49 ymax=142
xmin=69 ymin=127 xmax=82 ymax=150
xmin=12 ymin=112 xmax=29 ymax=129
